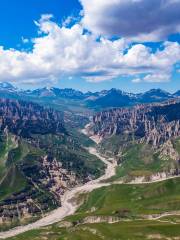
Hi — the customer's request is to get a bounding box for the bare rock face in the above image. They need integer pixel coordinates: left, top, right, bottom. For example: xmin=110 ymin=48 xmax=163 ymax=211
xmin=160 ymin=140 xmax=179 ymax=161
xmin=0 ymin=98 xmax=65 ymax=137
xmin=0 ymin=155 xmax=78 ymax=224
xmin=90 ymin=100 xmax=180 ymax=147
xmin=87 ymin=100 xmax=180 ymax=180
xmin=0 ymin=98 xmax=80 ymax=225
xmin=39 ymin=155 xmax=77 ymax=202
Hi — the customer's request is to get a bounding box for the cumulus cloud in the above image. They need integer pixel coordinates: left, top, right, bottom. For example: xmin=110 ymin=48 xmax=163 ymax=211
xmin=0 ymin=15 xmax=179 ymax=85
xmin=21 ymin=37 xmax=29 ymax=44
xmin=144 ymin=73 xmax=171 ymax=82
xmin=80 ymin=0 xmax=180 ymax=41
xmin=132 ymin=78 xmax=141 ymax=83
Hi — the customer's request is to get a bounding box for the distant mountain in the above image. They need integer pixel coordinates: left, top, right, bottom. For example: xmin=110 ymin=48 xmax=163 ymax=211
xmin=30 ymin=87 xmax=86 ymax=99
xmin=86 ymin=88 xmax=178 ymax=109
xmin=0 ymin=82 xmax=179 ymax=110
xmin=174 ymin=90 xmax=180 ymax=97
xmin=87 ymin=88 xmax=136 ymax=108
xmin=0 ymin=82 xmax=16 ymax=90
xmin=139 ymin=89 xmax=172 ymax=103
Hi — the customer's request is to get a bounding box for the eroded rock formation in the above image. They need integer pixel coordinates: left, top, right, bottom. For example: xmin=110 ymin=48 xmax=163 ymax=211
xmin=89 ymin=100 xmax=180 ymax=147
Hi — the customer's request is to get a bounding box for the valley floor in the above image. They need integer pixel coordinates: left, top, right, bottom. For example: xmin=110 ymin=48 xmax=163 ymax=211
xmin=6 ymin=219 xmax=180 ymax=240
xmin=0 ymin=147 xmax=116 ymax=239
xmin=0 ymin=142 xmax=180 ymax=239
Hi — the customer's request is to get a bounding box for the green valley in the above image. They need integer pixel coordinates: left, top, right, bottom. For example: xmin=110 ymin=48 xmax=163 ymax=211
xmin=6 ymin=177 xmax=180 ymax=240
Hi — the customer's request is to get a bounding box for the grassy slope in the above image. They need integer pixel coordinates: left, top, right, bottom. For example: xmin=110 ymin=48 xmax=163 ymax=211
xmin=100 ymin=136 xmax=176 ymax=181
xmin=0 ymin=134 xmax=28 ymax=200
xmin=99 ymin=134 xmax=135 ymax=156
xmin=7 ymin=220 xmax=180 ymax=240
xmin=0 ymin=166 xmax=27 ymax=201
xmin=174 ymin=137 xmax=180 ymax=154
xmin=113 ymin=143 xmax=174 ymax=181
xmin=0 ymin=139 xmax=44 ymax=202
xmin=78 ymin=178 xmax=180 ymax=216
xmin=0 ymin=133 xmax=17 ymax=178
xmin=35 ymin=133 xmax=105 ymax=179
xmin=9 ymin=178 xmax=179 ymax=239
xmin=3 ymin=141 xmax=180 ymax=239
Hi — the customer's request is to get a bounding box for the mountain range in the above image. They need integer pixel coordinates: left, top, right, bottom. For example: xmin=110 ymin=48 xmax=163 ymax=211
xmin=0 ymin=82 xmax=179 ymax=111
xmin=0 ymin=81 xmax=180 ymax=234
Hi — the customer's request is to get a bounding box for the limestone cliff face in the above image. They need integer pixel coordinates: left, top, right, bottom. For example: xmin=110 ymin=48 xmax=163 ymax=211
xmin=90 ymin=101 xmax=180 ymax=147
xmin=0 ymin=98 xmax=65 ymax=137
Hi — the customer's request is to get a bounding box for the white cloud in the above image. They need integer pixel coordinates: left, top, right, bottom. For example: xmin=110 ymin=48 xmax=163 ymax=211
xmin=143 ymin=73 xmax=171 ymax=82
xmin=80 ymin=0 xmax=180 ymax=41
xmin=0 ymin=15 xmax=179 ymax=86
xmin=132 ymin=78 xmax=141 ymax=83
xmin=22 ymin=37 xmax=29 ymax=44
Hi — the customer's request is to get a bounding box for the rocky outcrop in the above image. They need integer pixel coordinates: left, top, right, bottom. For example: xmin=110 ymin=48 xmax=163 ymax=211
xmin=0 ymin=99 xmax=81 ymax=225
xmin=0 ymin=98 xmax=65 ymax=137
xmin=0 ymin=155 xmax=78 ymax=224
xmin=37 ymin=155 xmax=77 ymax=202
xmin=0 ymin=193 xmax=47 ymax=224
xmin=89 ymin=100 xmax=180 ymax=147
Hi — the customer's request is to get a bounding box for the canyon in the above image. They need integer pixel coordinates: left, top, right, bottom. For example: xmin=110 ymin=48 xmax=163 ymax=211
xmin=0 ymin=93 xmax=180 ymax=239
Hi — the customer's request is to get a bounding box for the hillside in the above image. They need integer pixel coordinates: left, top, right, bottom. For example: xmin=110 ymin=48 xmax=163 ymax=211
xmin=0 ymin=99 xmax=104 ymax=228
xmin=6 ymin=178 xmax=180 ymax=240
xmin=0 ymin=84 xmax=180 ymax=238
xmin=86 ymin=100 xmax=180 ymax=180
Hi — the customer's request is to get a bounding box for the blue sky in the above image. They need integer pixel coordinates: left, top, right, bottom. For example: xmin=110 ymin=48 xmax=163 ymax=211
xmin=0 ymin=0 xmax=82 ymax=48
xmin=0 ymin=0 xmax=179 ymax=93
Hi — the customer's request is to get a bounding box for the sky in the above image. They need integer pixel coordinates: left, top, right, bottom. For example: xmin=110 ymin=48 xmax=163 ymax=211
xmin=0 ymin=0 xmax=179 ymax=93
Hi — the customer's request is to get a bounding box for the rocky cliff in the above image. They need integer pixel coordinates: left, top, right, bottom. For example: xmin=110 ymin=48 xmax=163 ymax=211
xmin=89 ymin=100 xmax=180 ymax=147
xmin=0 ymin=98 xmax=65 ymax=137
xmin=86 ymin=100 xmax=180 ymax=180
xmin=0 ymin=99 xmax=103 ymax=227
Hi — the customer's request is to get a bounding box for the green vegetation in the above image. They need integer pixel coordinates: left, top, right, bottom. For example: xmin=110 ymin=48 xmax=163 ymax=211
xmin=0 ymin=133 xmax=17 ymax=177
xmin=173 ymin=137 xmax=180 ymax=154
xmin=0 ymin=166 xmax=27 ymax=201
xmin=67 ymin=127 xmax=96 ymax=148
xmin=0 ymin=136 xmax=45 ymax=202
xmin=6 ymin=142 xmax=29 ymax=167
xmin=0 ymin=134 xmax=60 ymax=212
xmin=100 ymin=134 xmax=135 ymax=156
xmin=5 ymin=177 xmax=180 ymax=240
xmin=34 ymin=133 xmax=105 ymax=178
xmin=100 ymin=140 xmax=176 ymax=181
xmin=76 ymin=178 xmax=180 ymax=217
xmin=114 ymin=144 xmax=163 ymax=180
xmin=0 ymin=134 xmax=29 ymax=201
xmin=7 ymin=220 xmax=180 ymax=240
